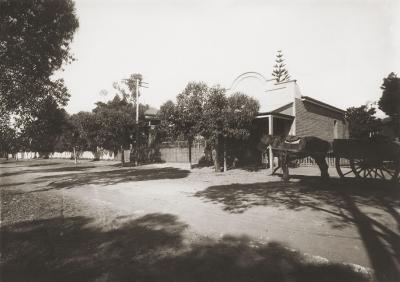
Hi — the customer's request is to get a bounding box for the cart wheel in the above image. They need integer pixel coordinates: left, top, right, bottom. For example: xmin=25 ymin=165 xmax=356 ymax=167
xmin=349 ymin=158 xmax=400 ymax=182
xmin=335 ymin=157 xmax=356 ymax=178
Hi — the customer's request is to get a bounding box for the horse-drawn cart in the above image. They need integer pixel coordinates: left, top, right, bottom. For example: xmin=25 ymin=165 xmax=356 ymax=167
xmin=259 ymin=134 xmax=400 ymax=183
xmin=333 ymin=138 xmax=400 ymax=182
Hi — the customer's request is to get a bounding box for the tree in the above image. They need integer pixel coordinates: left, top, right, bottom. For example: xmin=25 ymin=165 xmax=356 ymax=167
xmin=157 ymin=100 xmax=178 ymax=143
xmin=0 ymin=0 xmax=79 ymax=117
xmin=202 ymin=86 xmax=228 ymax=171
xmin=224 ymin=93 xmax=260 ymax=140
xmin=93 ymin=96 xmax=135 ymax=155
xmin=112 ymin=73 xmax=146 ymax=164
xmin=0 ymin=114 xmax=17 ymax=159
xmin=92 ymin=95 xmax=149 ymax=163
xmin=345 ymin=105 xmax=381 ymax=139
xmin=174 ymin=82 xmax=208 ymax=167
xmin=272 ymin=50 xmax=291 ymax=83
xmin=21 ymin=98 xmax=69 ymax=157
xmin=54 ymin=113 xmax=91 ymax=162
xmin=202 ymin=88 xmax=259 ymax=171
xmin=70 ymin=111 xmax=102 ymax=158
xmin=113 ymin=73 xmax=143 ymax=102
xmin=378 ymin=72 xmax=400 ymax=136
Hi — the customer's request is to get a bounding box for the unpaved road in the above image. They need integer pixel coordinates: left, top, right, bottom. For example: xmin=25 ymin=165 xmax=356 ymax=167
xmin=1 ymin=159 xmax=399 ymax=281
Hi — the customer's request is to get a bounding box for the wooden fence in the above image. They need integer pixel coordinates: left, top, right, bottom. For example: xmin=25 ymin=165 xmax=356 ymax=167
xmin=10 ymin=143 xmax=349 ymax=168
xmin=8 ymin=144 xmax=205 ymax=164
xmin=10 ymin=150 xmax=119 ymax=161
xmin=159 ymin=141 xmax=205 ymax=163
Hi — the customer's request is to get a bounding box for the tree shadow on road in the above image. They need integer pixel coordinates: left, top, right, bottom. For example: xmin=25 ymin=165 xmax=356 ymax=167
xmin=194 ymin=177 xmax=400 ymax=282
xmin=0 ymin=160 xmax=62 ymax=167
xmin=27 ymin=162 xmax=63 ymax=167
xmin=0 ymin=166 xmax=96 ymax=177
xmin=28 ymin=167 xmax=191 ymax=192
xmin=1 ymin=213 xmax=370 ymax=282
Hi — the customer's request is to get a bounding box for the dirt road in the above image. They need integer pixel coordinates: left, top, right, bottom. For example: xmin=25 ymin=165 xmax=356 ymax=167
xmin=2 ymin=159 xmax=398 ymax=281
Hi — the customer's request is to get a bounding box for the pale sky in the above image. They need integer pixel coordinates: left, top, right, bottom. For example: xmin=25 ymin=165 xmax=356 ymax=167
xmin=60 ymin=0 xmax=400 ymax=114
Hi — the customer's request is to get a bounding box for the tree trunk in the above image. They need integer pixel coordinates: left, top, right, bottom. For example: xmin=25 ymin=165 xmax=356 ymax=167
xmin=188 ymin=138 xmax=192 ymax=169
xmin=223 ymin=137 xmax=227 ymax=172
xmin=281 ymin=152 xmax=290 ymax=181
xmin=93 ymin=147 xmax=100 ymax=161
xmin=73 ymin=146 xmax=77 ymax=165
xmin=121 ymin=145 xmax=125 ymax=166
xmin=214 ymin=135 xmax=221 ymax=172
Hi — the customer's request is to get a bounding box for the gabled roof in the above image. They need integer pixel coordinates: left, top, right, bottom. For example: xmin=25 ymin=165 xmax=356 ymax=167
xmin=300 ymin=96 xmax=345 ymax=114
xmin=232 ymin=78 xmax=345 ymax=116
xmin=144 ymin=107 xmax=158 ymax=116
xmin=271 ymin=102 xmax=293 ymax=114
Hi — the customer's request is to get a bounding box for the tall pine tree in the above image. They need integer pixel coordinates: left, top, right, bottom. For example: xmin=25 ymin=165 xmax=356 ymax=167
xmin=272 ymin=50 xmax=291 ymax=83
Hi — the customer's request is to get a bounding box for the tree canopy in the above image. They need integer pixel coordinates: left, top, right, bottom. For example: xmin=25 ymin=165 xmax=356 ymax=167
xmin=201 ymin=86 xmax=227 ymax=141
xmin=223 ymin=93 xmax=260 ymax=139
xmin=113 ymin=73 xmax=143 ymax=102
xmin=0 ymin=114 xmax=17 ymax=157
xmin=21 ymin=98 xmax=69 ymax=156
xmin=92 ymin=95 xmax=138 ymax=154
xmin=175 ymin=82 xmax=208 ymax=143
xmin=379 ymin=73 xmax=400 ymax=118
xmin=57 ymin=95 xmax=149 ymax=157
xmin=158 ymin=82 xmax=260 ymax=170
xmin=157 ymin=100 xmax=178 ymax=143
xmin=0 ymin=0 xmax=79 ymax=116
xmin=345 ymin=105 xmax=381 ymax=139
xmin=70 ymin=111 xmax=99 ymax=154
xmin=54 ymin=112 xmax=92 ymax=155
xmin=202 ymin=88 xmax=259 ymax=141
xmin=169 ymin=82 xmax=208 ymax=166
xmin=379 ymin=72 xmax=400 ymax=136
xmin=202 ymin=87 xmax=259 ymax=170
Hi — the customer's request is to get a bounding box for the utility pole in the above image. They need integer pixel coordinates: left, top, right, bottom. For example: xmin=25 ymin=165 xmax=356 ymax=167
xmin=134 ymin=77 xmax=148 ymax=166
xmin=135 ymin=78 xmax=139 ymax=166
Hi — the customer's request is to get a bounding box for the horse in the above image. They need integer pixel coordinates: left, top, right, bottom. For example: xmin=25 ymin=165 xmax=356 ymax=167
xmin=257 ymin=134 xmax=331 ymax=181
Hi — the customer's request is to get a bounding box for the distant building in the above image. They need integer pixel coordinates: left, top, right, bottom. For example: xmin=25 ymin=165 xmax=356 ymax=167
xmin=144 ymin=107 xmax=160 ymax=127
xmin=143 ymin=107 xmax=160 ymax=150
xmin=253 ymin=80 xmax=348 ymax=141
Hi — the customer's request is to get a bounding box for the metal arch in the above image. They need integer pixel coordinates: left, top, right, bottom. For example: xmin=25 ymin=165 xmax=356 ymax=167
xmin=228 ymin=71 xmax=275 ymax=91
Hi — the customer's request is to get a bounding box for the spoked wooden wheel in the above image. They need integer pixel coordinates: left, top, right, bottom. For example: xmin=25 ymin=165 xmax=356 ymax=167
xmin=350 ymin=158 xmax=400 ymax=182
xmin=335 ymin=157 xmax=356 ymax=179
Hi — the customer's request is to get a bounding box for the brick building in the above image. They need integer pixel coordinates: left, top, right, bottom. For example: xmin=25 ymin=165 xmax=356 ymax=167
xmin=253 ymin=80 xmax=348 ymax=142
xmin=250 ymin=80 xmax=348 ymax=170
